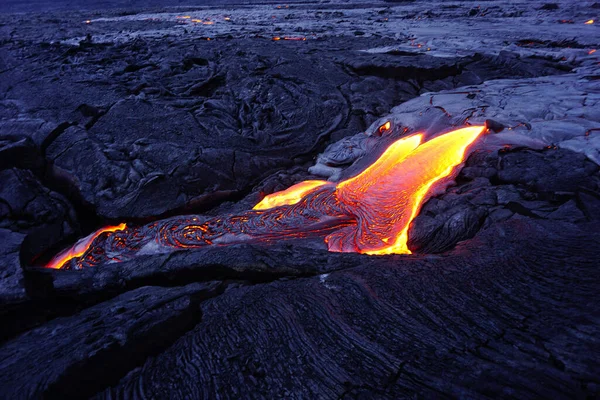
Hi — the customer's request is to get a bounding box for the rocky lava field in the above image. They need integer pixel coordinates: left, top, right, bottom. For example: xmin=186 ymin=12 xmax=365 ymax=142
xmin=1 ymin=0 xmax=599 ymax=398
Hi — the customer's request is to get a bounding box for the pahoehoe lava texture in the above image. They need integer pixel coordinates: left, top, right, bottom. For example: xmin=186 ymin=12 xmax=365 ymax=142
xmin=1 ymin=0 xmax=600 ymax=398
xmin=97 ymin=220 xmax=600 ymax=399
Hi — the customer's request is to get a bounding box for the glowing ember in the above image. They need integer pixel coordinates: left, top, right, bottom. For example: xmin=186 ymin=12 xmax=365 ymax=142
xmin=585 ymin=19 xmax=594 ymax=24
xmin=590 ymin=49 xmax=597 ymax=55
xmin=273 ymin=36 xmax=307 ymax=41
xmin=378 ymin=121 xmax=391 ymax=134
xmin=45 ymin=126 xmax=484 ymax=270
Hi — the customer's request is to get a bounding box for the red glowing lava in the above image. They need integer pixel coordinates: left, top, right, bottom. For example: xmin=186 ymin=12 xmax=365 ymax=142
xmin=46 ymin=126 xmax=485 ymax=269
xmin=46 ymin=223 xmax=127 ymax=269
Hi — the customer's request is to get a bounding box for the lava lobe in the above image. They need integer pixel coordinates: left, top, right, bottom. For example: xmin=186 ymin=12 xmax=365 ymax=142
xmin=47 ymin=126 xmax=484 ymax=270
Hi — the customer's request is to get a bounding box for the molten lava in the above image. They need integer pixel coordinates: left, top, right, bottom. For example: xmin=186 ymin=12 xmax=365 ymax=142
xmin=254 ymin=180 xmax=328 ymax=210
xmin=46 ymin=223 xmax=127 ymax=269
xmin=46 ymin=126 xmax=484 ymax=270
xmin=334 ymin=126 xmax=483 ymax=254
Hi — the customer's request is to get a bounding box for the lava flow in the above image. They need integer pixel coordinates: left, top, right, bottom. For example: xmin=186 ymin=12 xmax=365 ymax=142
xmin=46 ymin=126 xmax=484 ymax=270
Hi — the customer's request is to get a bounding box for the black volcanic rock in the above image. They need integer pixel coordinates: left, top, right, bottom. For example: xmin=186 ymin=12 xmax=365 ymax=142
xmin=0 ymin=134 xmax=42 ymax=171
xmin=0 ymin=282 xmax=224 ymax=399
xmin=0 ymin=1 xmax=599 ymax=398
xmin=0 ymin=168 xmax=77 ymax=261
xmin=539 ymin=3 xmax=559 ymax=11
xmin=0 ymin=229 xmax=27 ymax=308
xmin=497 ymin=149 xmax=600 ymax=193
xmin=408 ymin=148 xmax=600 ymax=254
xmin=97 ymin=220 xmax=600 ymax=399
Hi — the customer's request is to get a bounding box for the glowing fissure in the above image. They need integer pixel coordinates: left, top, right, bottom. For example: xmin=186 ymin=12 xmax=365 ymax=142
xmin=46 ymin=126 xmax=484 ymax=270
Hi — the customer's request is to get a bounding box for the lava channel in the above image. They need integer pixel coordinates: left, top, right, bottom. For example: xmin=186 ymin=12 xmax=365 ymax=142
xmin=46 ymin=126 xmax=485 ymax=270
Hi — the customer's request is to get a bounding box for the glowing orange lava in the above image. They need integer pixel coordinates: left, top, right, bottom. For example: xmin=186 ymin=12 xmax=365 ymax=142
xmin=254 ymin=180 xmax=329 ymax=210
xmin=255 ymin=126 xmax=485 ymax=255
xmin=585 ymin=19 xmax=594 ymax=24
xmin=45 ymin=126 xmax=485 ymax=269
xmin=46 ymin=223 xmax=127 ymax=269
xmin=332 ymin=126 xmax=484 ymax=254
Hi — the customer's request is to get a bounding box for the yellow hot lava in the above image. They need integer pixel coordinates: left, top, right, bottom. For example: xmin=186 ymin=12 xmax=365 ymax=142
xmin=254 ymin=180 xmax=329 ymax=210
xmin=255 ymin=126 xmax=485 ymax=255
xmin=46 ymin=223 xmax=127 ymax=269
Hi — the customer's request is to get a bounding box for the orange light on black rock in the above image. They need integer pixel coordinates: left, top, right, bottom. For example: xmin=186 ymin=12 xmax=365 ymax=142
xmin=46 ymin=224 xmax=127 ymax=269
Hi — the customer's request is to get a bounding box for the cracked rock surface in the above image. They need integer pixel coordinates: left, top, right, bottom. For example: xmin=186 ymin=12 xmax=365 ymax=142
xmin=0 ymin=0 xmax=599 ymax=398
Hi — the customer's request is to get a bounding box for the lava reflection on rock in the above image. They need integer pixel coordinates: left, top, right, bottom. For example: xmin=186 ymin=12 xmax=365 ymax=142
xmin=46 ymin=126 xmax=484 ymax=270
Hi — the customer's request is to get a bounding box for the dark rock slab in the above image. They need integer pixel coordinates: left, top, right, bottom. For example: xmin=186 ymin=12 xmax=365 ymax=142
xmin=35 ymin=38 xmax=357 ymax=219
xmin=0 ymin=282 xmax=225 ymax=400
xmin=99 ymin=219 xmax=600 ymax=399
xmin=342 ymin=52 xmax=461 ymax=81
xmin=0 ymin=133 xmax=42 ymax=171
xmin=408 ymin=148 xmax=600 ymax=253
xmin=0 ymin=229 xmax=27 ymax=308
xmin=49 ymin=243 xmax=372 ymax=301
xmin=497 ymin=148 xmax=600 ymax=193
xmin=0 ymin=168 xmax=77 ymax=261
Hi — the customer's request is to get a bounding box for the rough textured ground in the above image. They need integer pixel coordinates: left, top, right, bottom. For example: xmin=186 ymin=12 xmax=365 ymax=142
xmin=0 ymin=0 xmax=599 ymax=398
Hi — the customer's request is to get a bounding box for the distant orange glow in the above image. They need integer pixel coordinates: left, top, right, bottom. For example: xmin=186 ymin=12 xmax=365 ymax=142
xmin=585 ymin=19 xmax=594 ymax=24
xmin=203 ymin=21 xmax=214 ymax=25
xmin=273 ymin=36 xmax=306 ymax=41
xmin=590 ymin=49 xmax=597 ymax=55
xmin=254 ymin=180 xmax=329 ymax=210
xmin=378 ymin=121 xmax=391 ymax=134
xmin=46 ymin=224 xmax=127 ymax=269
